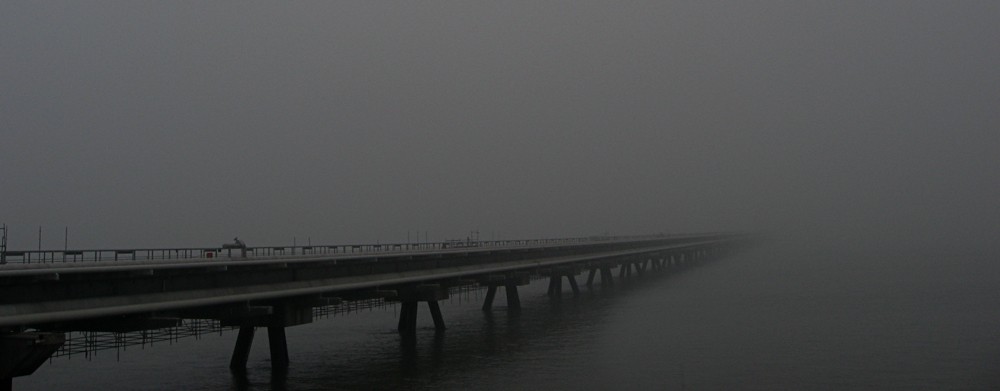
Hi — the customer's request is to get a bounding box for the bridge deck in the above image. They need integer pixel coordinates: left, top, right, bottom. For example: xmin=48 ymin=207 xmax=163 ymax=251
xmin=0 ymin=240 xmax=722 ymax=327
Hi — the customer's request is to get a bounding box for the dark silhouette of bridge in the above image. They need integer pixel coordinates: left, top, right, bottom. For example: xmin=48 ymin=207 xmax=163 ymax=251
xmin=0 ymin=233 xmax=748 ymax=390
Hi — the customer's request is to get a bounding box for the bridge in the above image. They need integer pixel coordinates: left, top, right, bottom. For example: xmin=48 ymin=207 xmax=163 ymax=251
xmin=0 ymin=233 xmax=748 ymax=390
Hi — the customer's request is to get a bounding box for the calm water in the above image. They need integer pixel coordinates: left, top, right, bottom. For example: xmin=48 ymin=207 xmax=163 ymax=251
xmin=17 ymin=241 xmax=1000 ymax=390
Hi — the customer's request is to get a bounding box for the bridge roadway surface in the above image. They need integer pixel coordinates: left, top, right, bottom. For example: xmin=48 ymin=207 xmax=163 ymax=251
xmin=0 ymin=234 xmax=742 ymax=389
xmin=0 ymin=235 xmax=729 ymax=327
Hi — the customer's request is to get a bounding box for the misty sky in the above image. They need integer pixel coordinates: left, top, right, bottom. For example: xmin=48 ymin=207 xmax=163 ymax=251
xmin=2 ymin=2 xmax=998 ymax=250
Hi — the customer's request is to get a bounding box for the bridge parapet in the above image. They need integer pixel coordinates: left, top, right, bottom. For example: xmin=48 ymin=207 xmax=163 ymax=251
xmin=0 ymin=234 xmax=716 ymax=265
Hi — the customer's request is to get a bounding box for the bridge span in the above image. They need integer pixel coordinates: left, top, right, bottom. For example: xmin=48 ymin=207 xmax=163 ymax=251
xmin=0 ymin=233 xmax=748 ymax=389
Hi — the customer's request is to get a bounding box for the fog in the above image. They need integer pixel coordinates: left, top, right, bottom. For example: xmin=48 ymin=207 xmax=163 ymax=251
xmin=2 ymin=1 xmax=998 ymax=251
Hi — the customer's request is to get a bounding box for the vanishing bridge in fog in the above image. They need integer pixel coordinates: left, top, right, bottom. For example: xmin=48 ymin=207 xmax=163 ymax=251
xmin=0 ymin=234 xmax=748 ymax=390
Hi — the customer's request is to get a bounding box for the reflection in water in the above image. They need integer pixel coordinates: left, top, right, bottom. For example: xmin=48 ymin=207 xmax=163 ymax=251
xmin=230 ymin=366 xmax=287 ymax=391
xmin=287 ymin=281 xmax=631 ymax=390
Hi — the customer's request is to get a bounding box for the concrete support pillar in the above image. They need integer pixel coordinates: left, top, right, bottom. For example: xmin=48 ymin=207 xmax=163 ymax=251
xmin=397 ymin=299 xmax=446 ymax=332
xmin=398 ymin=301 xmax=419 ymax=333
xmin=504 ymin=281 xmax=521 ymax=310
xmin=548 ymin=269 xmax=580 ymax=298
xmin=482 ymin=285 xmax=498 ymax=311
xmin=600 ymin=266 xmax=615 ymax=287
xmin=230 ymin=326 xmax=256 ymax=370
xmin=267 ymin=326 xmax=289 ymax=369
xmin=625 ymin=263 xmax=633 ymax=278
xmin=547 ymin=275 xmax=563 ymax=298
xmin=586 ymin=268 xmax=597 ymax=287
xmin=427 ymin=300 xmax=446 ymax=330
xmin=566 ymin=274 xmax=580 ymax=296
xmin=222 ymin=302 xmax=310 ymax=371
xmin=483 ymin=275 xmax=524 ymax=311
xmin=397 ymin=283 xmax=449 ymax=333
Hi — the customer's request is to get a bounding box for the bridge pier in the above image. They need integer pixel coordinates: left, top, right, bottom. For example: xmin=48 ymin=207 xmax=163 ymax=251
xmin=547 ymin=267 xmax=580 ymax=298
xmin=504 ymin=280 xmax=521 ymax=310
xmin=619 ymin=262 xmax=634 ymax=279
xmin=224 ymin=303 xmax=312 ymax=371
xmin=600 ymin=265 xmax=615 ymax=287
xmin=547 ymin=275 xmax=563 ymax=297
xmin=587 ymin=262 xmax=619 ymax=286
xmin=227 ymin=325 xmax=291 ymax=370
xmin=398 ymin=302 xmax=419 ymax=332
xmin=267 ymin=326 xmax=289 ymax=369
xmin=482 ymin=285 xmax=498 ymax=311
xmin=229 ymin=326 xmax=255 ymax=370
xmin=395 ymin=284 xmax=449 ymax=333
xmin=427 ymin=301 xmax=446 ymax=330
xmin=566 ymin=274 xmax=580 ymax=295
xmin=397 ymin=300 xmax=446 ymax=332
xmin=481 ymin=273 xmax=527 ymax=311
xmin=0 ymin=332 xmax=65 ymax=391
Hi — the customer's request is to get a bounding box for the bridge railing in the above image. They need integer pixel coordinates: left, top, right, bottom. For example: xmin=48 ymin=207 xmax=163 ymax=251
xmin=0 ymin=234 xmax=682 ymax=265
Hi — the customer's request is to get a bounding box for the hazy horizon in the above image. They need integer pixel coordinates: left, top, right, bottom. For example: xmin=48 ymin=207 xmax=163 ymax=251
xmin=3 ymin=2 xmax=998 ymax=253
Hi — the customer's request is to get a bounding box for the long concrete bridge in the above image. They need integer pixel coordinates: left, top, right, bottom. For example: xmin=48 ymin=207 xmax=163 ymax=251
xmin=0 ymin=233 xmax=748 ymax=390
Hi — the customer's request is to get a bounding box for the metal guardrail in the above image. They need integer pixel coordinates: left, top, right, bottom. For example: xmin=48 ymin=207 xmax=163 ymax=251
xmin=0 ymin=235 xmax=685 ymax=265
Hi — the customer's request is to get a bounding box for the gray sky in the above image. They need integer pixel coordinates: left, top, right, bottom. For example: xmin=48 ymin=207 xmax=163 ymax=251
xmin=2 ymin=1 xmax=998 ymax=250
